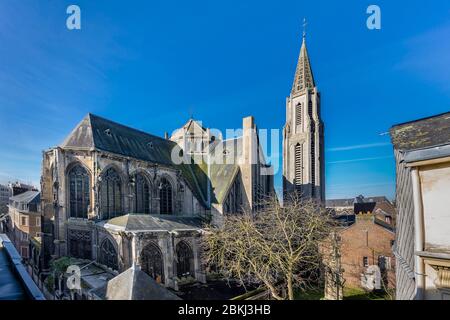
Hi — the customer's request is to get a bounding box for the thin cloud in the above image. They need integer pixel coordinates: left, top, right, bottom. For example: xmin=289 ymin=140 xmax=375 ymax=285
xmin=327 ymin=155 xmax=393 ymax=164
xmin=328 ymin=182 xmax=395 ymax=190
xmin=395 ymin=22 xmax=450 ymax=93
xmin=327 ymin=142 xmax=391 ymax=152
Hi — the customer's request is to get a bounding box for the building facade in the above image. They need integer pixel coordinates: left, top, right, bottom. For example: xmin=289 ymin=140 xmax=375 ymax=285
xmin=0 ymin=184 xmax=12 ymax=214
xmin=391 ymin=112 xmax=450 ymax=300
xmin=40 ymin=113 xmax=273 ymax=290
xmin=283 ymin=34 xmax=325 ymax=202
xmin=338 ymin=214 xmax=395 ymax=291
xmin=7 ymin=191 xmax=41 ymax=259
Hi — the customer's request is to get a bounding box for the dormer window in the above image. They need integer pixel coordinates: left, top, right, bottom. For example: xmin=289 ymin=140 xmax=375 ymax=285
xmin=104 ymin=129 xmax=112 ymax=137
xmin=147 ymin=141 xmax=154 ymax=149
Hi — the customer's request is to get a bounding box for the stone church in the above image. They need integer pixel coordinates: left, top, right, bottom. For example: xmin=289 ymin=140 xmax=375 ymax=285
xmin=40 ymin=113 xmax=274 ymax=289
xmin=282 ymin=34 xmax=325 ymax=202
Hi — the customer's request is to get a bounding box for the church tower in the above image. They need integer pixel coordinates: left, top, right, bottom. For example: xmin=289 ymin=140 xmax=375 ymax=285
xmin=282 ymin=30 xmax=325 ymax=202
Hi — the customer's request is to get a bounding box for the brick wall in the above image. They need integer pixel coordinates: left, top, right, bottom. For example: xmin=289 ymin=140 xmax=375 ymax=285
xmin=339 ymin=214 xmax=395 ymax=289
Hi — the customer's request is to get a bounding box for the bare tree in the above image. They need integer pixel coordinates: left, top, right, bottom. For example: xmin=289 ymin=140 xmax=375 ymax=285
xmin=203 ymin=194 xmax=336 ymax=300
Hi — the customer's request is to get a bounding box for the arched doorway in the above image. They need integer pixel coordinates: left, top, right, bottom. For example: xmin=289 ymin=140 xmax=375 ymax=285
xmin=176 ymin=241 xmax=194 ymax=278
xmin=140 ymin=242 xmax=164 ymax=284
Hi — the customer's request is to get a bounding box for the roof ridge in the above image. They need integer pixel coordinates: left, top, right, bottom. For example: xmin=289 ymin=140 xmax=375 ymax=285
xmin=88 ymin=113 xmax=170 ymax=143
xmin=391 ymin=111 xmax=450 ymax=129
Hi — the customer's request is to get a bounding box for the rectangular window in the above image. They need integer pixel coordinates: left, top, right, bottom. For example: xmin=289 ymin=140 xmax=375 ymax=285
xmin=21 ymin=232 xmax=29 ymax=241
xmin=21 ymin=246 xmax=29 ymax=258
xmin=36 ymin=217 xmax=41 ymax=227
xmin=378 ymin=256 xmax=392 ymax=270
xmin=385 ymin=257 xmax=391 ymax=270
xmin=21 ymin=216 xmax=28 ymax=226
xmin=363 ymin=256 xmax=369 ymax=267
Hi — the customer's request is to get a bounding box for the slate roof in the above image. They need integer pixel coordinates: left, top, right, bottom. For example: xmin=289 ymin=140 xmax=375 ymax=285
xmin=60 ymin=114 xmax=208 ymax=207
xmin=390 ymin=111 xmax=450 ymax=151
xmin=326 ymin=195 xmax=390 ymax=208
xmin=208 ymin=137 xmax=242 ymax=204
xmin=60 ymin=113 xmax=260 ymax=207
xmin=91 ymin=265 xmax=181 ymax=300
xmin=291 ymin=37 xmax=315 ymax=95
xmin=9 ymin=191 xmax=40 ymax=204
xmin=62 ymin=113 xmax=176 ymax=165
xmin=373 ymin=201 xmax=396 ymax=217
xmin=101 ymin=214 xmax=204 ymax=232
xmin=325 ymin=198 xmax=354 ymax=208
xmin=363 ymin=196 xmax=390 ymax=203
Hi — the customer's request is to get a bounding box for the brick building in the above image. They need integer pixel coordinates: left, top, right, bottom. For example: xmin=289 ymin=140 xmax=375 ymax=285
xmin=338 ymin=214 xmax=395 ymax=290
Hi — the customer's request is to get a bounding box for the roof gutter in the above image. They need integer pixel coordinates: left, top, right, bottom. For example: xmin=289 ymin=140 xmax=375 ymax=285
xmin=405 ymin=144 xmax=450 ymax=166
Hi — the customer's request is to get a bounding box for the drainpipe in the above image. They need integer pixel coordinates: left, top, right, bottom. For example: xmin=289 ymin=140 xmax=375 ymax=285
xmin=411 ymin=167 xmax=425 ymax=300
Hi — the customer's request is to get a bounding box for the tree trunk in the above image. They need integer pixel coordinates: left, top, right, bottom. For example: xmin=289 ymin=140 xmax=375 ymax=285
xmin=287 ymin=272 xmax=294 ymax=300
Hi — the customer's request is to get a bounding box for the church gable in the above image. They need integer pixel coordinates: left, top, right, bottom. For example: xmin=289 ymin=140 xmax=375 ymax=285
xmin=60 ymin=114 xmax=95 ymax=150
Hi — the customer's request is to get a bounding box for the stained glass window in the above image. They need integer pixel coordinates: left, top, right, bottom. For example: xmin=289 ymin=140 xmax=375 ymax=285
xmin=159 ymin=178 xmax=172 ymax=214
xmin=100 ymin=168 xmax=122 ymax=219
xmin=68 ymin=165 xmax=90 ymax=219
xmin=134 ymin=173 xmax=150 ymax=213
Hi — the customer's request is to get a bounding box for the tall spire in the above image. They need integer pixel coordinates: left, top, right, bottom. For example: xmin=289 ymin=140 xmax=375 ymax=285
xmin=291 ymin=19 xmax=315 ymax=95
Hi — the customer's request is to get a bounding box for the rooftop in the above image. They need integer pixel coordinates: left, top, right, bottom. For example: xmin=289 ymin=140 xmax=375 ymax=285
xmin=326 ymin=195 xmax=391 ymax=208
xmin=390 ymin=111 xmax=450 ymax=151
xmin=9 ymin=190 xmax=40 ymax=204
xmin=100 ymin=214 xmax=205 ymax=232
xmin=0 ymin=234 xmax=45 ymax=300
xmin=92 ymin=265 xmax=180 ymax=300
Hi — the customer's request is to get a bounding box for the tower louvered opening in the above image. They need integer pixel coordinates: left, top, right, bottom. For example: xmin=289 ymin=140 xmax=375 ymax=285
xmin=309 ymin=100 xmax=316 ymax=196
xmin=295 ymin=143 xmax=303 ymax=191
xmin=296 ymin=103 xmax=302 ymax=126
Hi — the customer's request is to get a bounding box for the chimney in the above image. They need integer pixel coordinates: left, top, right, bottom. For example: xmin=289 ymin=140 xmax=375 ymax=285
xmin=164 ymin=132 xmax=169 ymax=140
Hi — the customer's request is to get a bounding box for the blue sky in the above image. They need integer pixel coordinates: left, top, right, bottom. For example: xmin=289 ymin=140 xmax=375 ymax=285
xmin=0 ymin=0 xmax=449 ymax=200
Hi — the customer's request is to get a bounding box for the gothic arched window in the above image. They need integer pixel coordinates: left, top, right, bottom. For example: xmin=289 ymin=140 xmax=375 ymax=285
xmin=68 ymin=229 xmax=91 ymax=259
xmin=176 ymin=241 xmax=194 ymax=278
xmin=159 ymin=178 xmax=173 ymax=214
xmin=68 ymin=164 xmax=90 ymax=219
xmin=141 ymin=243 xmax=164 ymax=283
xmin=100 ymin=168 xmax=122 ymax=219
xmin=296 ymin=103 xmax=302 ymax=126
xmin=99 ymin=238 xmax=118 ymax=270
xmin=133 ymin=173 xmax=150 ymax=213
xmin=295 ymin=143 xmax=303 ymax=191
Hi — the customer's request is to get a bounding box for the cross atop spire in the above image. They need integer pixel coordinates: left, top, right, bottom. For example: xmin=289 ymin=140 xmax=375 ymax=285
xmin=291 ymin=19 xmax=315 ymax=95
xmin=302 ymin=18 xmax=307 ymax=40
